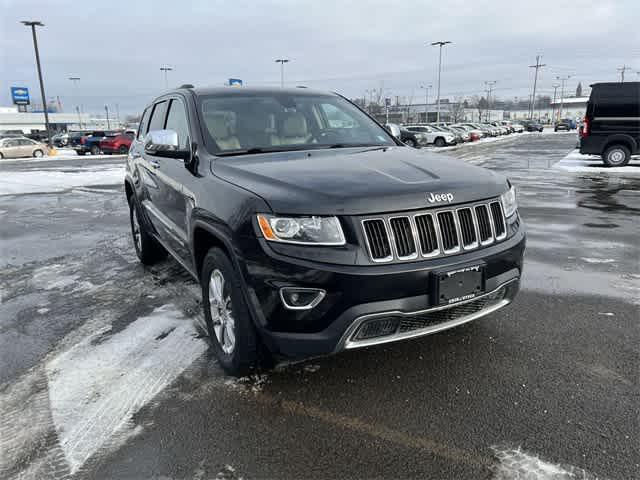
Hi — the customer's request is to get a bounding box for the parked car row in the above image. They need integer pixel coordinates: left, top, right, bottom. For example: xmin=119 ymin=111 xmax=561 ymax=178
xmin=394 ymin=120 xmax=535 ymax=148
xmin=51 ymin=130 xmax=135 ymax=155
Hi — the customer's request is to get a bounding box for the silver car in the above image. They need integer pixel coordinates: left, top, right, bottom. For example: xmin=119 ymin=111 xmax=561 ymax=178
xmin=0 ymin=137 xmax=49 ymax=159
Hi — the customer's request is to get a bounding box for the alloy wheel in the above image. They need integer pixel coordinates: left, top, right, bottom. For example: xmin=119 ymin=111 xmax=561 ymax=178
xmin=131 ymin=207 xmax=142 ymax=252
xmin=209 ymin=269 xmax=236 ymax=354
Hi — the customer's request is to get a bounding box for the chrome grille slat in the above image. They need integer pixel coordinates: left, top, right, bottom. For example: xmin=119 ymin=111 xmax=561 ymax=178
xmin=361 ymin=198 xmax=508 ymax=263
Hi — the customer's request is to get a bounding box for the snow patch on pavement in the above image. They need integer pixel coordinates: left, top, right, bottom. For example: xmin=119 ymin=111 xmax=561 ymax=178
xmin=0 ymin=166 xmax=125 ymax=195
xmin=46 ymin=304 xmax=207 ymax=474
xmin=492 ymin=446 xmax=598 ymax=479
xmin=553 ymin=149 xmax=640 ymax=175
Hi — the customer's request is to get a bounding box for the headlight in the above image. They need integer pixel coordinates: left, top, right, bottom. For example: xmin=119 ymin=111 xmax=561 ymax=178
xmin=257 ymin=214 xmax=346 ymax=245
xmin=500 ymin=186 xmax=518 ymax=218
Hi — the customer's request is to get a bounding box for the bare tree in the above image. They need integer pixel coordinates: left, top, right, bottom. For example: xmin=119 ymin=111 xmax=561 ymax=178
xmin=451 ymin=97 xmax=466 ymax=123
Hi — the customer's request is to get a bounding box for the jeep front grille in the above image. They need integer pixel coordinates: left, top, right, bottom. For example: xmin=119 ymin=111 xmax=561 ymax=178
xmin=361 ymin=199 xmax=507 ymax=263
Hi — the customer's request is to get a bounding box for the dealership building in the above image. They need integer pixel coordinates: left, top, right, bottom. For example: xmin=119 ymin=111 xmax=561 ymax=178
xmin=0 ymin=106 xmax=111 ymax=134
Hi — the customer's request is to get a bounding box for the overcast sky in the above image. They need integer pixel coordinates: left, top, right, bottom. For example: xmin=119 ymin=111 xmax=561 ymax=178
xmin=1 ymin=0 xmax=639 ymax=115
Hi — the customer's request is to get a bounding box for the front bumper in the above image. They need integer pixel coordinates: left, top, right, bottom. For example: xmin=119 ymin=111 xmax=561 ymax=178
xmin=241 ymin=227 xmax=525 ymax=359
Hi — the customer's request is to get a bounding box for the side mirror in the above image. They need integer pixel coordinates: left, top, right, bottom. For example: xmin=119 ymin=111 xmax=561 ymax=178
xmin=144 ymin=129 xmax=189 ymax=159
xmin=385 ymin=123 xmax=401 ymax=139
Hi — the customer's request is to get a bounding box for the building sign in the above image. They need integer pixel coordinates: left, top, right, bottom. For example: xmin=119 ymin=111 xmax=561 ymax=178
xmin=228 ymin=78 xmax=243 ymax=87
xmin=11 ymin=87 xmax=30 ymax=105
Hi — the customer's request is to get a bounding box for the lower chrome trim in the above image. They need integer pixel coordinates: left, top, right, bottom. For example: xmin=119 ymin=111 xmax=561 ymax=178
xmin=336 ymin=279 xmax=518 ymax=351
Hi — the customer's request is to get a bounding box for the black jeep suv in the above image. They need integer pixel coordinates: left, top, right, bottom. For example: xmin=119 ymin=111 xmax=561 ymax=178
xmin=125 ymin=86 xmax=525 ymax=376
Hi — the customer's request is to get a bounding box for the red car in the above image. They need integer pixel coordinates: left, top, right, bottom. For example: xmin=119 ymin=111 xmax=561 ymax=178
xmin=99 ymin=131 xmax=135 ymax=154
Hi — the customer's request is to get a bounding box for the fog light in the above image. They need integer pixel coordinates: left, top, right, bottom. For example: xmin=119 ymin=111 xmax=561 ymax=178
xmin=279 ymin=287 xmax=326 ymax=310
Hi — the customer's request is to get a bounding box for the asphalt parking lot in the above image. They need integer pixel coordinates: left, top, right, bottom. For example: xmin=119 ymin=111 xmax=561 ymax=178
xmin=1 ymin=133 xmax=638 ymax=479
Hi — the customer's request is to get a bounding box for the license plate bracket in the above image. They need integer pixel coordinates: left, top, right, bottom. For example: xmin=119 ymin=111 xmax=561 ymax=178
xmin=436 ymin=265 xmax=485 ymax=305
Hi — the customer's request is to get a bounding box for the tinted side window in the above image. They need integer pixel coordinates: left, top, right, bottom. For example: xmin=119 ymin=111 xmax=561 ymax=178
xmin=137 ymin=108 xmax=151 ymax=139
xmin=147 ymin=101 xmax=168 ymax=132
xmin=165 ymin=99 xmax=190 ymax=150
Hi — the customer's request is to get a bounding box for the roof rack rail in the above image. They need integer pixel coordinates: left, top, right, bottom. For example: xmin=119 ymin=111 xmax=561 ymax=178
xmin=179 ymin=84 xmax=194 ymax=89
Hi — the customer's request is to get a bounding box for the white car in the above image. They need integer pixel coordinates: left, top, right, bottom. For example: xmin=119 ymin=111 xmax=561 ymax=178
xmin=404 ymin=125 xmax=456 ymax=147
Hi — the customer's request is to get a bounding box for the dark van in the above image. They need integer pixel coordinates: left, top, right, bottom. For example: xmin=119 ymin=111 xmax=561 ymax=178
xmin=580 ymin=82 xmax=640 ymax=166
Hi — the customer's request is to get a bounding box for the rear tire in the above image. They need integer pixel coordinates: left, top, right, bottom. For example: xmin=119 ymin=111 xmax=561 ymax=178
xmin=0 ymin=152 xmax=4 ymax=159
xmin=90 ymin=145 xmax=100 ymax=155
xmin=404 ymin=138 xmax=417 ymax=148
xmin=129 ymin=197 xmax=166 ymax=265
xmin=201 ymin=247 xmax=266 ymax=376
xmin=602 ymin=144 xmax=631 ymax=167
xmin=77 ymin=151 xmax=86 ymax=156
xmin=434 ymin=137 xmax=446 ymax=147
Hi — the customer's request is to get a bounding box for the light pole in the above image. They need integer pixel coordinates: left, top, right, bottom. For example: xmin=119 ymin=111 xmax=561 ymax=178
xmin=69 ymin=76 xmax=81 ymax=129
xmin=551 ymin=83 xmax=560 ymax=122
xmin=275 ymin=59 xmax=289 ymax=88
xmin=420 ymin=84 xmax=432 ymax=122
xmin=556 ymin=75 xmax=570 ymax=121
xmin=105 ymin=105 xmax=110 ymax=130
xmin=160 ymin=66 xmax=173 ymax=89
xmin=430 ymin=41 xmax=451 ymax=125
xmin=21 ymin=20 xmax=51 ymax=146
xmin=484 ymin=80 xmax=496 ymax=122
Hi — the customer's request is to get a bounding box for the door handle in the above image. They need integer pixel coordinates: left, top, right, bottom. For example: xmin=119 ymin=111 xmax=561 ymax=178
xmin=149 ymin=159 xmax=160 ymax=169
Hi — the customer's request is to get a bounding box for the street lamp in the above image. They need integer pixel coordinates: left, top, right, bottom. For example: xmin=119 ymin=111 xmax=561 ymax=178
xmin=420 ymin=84 xmax=432 ymax=122
xmin=430 ymin=41 xmax=452 ymax=125
xmin=21 ymin=20 xmax=51 ymax=146
xmin=160 ymin=66 xmax=173 ymax=89
xmin=275 ymin=59 xmax=289 ymax=88
xmin=69 ymin=77 xmax=82 ymax=129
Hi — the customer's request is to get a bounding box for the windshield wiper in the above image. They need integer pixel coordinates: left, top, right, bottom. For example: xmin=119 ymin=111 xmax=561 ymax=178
xmin=326 ymin=143 xmax=388 ymax=149
xmin=216 ymin=146 xmax=309 ymax=157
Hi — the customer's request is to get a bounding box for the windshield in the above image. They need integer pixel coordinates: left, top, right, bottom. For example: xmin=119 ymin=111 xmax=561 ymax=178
xmin=198 ymin=93 xmax=395 ymax=155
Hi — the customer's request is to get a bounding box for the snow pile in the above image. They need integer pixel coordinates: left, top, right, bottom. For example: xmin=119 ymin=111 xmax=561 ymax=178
xmin=492 ymin=447 xmax=598 ymax=479
xmin=553 ymin=149 xmax=640 ymax=174
xmin=0 ymin=166 xmax=125 ymax=195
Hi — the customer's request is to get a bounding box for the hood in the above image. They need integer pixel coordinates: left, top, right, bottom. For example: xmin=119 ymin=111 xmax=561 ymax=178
xmin=212 ymin=146 xmax=507 ymax=215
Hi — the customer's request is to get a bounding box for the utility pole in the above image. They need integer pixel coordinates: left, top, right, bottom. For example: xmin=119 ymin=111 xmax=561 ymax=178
xmin=420 ymin=84 xmax=432 ymax=122
xmin=69 ymin=77 xmax=81 ymax=128
xmin=105 ymin=105 xmax=110 ymax=130
xmin=528 ymin=55 xmax=546 ymax=119
xmin=617 ymin=65 xmax=629 ymax=82
xmin=275 ymin=59 xmax=290 ymax=88
xmin=21 ymin=20 xmax=51 ymax=146
xmin=431 ymin=41 xmax=452 ymax=125
xmin=160 ymin=66 xmax=173 ymax=89
xmin=484 ymin=80 xmax=496 ymax=122
xmin=551 ymin=83 xmax=560 ymax=122
xmin=556 ymin=75 xmax=570 ymax=121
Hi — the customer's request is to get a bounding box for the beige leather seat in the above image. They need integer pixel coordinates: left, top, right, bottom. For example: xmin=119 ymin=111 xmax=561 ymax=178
xmin=271 ymin=112 xmax=313 ymax=146
xmin=204 ymin=112 xmax=241 ymax=150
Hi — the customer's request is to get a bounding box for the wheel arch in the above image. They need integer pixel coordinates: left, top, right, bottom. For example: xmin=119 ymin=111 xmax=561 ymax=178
xmin=602 ymin=134 xmax=637 ymax=154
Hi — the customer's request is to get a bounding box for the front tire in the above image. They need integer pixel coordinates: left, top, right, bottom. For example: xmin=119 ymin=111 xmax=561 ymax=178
xmin=119 ymin=145 xmax=129 ymax=154
xmin=404 ymin=138 xmax=417 ymax=148
xmin=90 ymin=145 xmax=100 ymax=155
xmin=129 ymin=198 xmax=166 ymax=265
xmin=434 ymin=137 xmax=446 ymax=147
xmin=202 ymin=247 xmax=264 ymax=376
xmin=33 ymin=149 xmax=44 ymax=158
xmin=602 ymin=144 xmax=631 ymax=167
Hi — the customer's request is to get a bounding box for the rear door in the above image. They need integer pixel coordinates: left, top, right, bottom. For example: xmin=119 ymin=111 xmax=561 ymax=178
xmin=148 ymin=97 xmax=194 ymax=263
xmin=138 ymin=100 xmax=169 ymax=239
